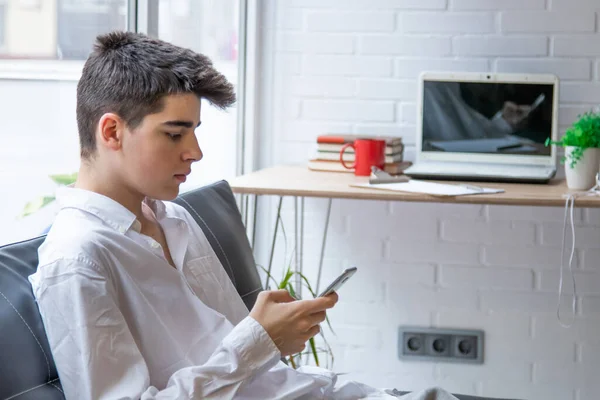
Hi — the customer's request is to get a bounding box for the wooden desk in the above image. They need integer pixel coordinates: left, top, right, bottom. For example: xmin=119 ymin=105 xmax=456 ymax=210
xmin=229 ymin=165 xmax=600 ymax=295
xmin=229 ymin=164 xmax=600 ymax=208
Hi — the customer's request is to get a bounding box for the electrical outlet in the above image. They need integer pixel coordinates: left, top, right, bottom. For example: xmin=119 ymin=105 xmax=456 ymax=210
xmin=398 ymin=326 xmax=484 ymax=364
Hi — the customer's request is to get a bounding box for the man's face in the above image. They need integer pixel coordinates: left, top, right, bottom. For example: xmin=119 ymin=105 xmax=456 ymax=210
xmin=121 ymin=93 xmax=202 ymax=200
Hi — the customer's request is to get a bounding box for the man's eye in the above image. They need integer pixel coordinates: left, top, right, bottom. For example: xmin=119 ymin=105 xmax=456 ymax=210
xmin=166 ymin=133 xmax=182 ymax=141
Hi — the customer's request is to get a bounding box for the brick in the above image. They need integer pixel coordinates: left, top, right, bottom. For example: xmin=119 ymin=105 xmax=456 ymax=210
xmin=581 ymin=296 xmax=600 ymax=316
xmin=501 ymin=11 xmax=595 ymax=33
xmin=454 ymin=36 xmax=548 ymax=57
xmin=303 ymin=55 xmax=392 ymax=77
xmin=395 ymin=58 xmax=489 ymax=78
xmin=484 ymin=245 xmax=575 ymax=268
xmin=560 ymin=83 xmax=600 ymax=104
xmin=382 ymin=262 xmax=436 ymax=286
xmin=583 ymin=249 xmax=600 ymax=271
xmin=400 ymin=103 xmax=417 ymax=124
xmin=438 ymin=362 xmax=530 ymax=383
xmin=274 ymin=54 xmax=302 ymax=75
xmin=551 ymin=0 xmax=600 ymax=10
xmin=332 ymin=326 xmax=383 ymax=349
xmin=481 ymin=291 xmax=574 ymax=313
xmin=306 ymin=11 xmax=395 ymax=32
xmin=353 ymin=124 xmax=417 ymax=144
xmin=360 ymin=36 xmax=452 ymax=56
xmin=276 ymin=8 xmax=304 ymax=30
xmin=392 ymin=202 xmax=485 ymax=219
xmin=349 ymin=208 xmax=437 ymax=240
xmin=496 ymin=59 xmax=591 ymax=81
xmin=388 ymin=287 xmax=478 ymax=310
xmin=437 ymin=309 xmax=530 ymax=338
xmin=302 ymin=100 xmax=395 ymax=122
xmin=540 ymin=271 xmax=600 ymax=294
xmin=540 ymin=222 xmax=600 ymax=248
xmin=533 ymin=314 xmax=600 ymax=344
xmin=451 ymin=0 xmax=545 ymax=10
xmin=289 ymin=76 xmax=357 ymax=98
xmin=480 ymin=381 xmax=574 ymax=400
xmin=400 ymin=12 xmax=494 ymax=34
xmin=358 ymin=79 xmax=416 ymax=101
xmin=554 ymin=35 xmax=600 ymax=57
xmin=276 ymin=33 xmax=354 ymax=54
xmin=281 ymin=121 xmax=352 ymax=142
xmin=287 ymin=0 xmax=448 ymax=9
xmin=559 ymin=106 xmax=597 ymax=128
xmin=584 ymin=208 xmax=600 ymax=224
xmin=388 ymin=241 xmax=480 ymax=264
xmin=488 ymin=205 xmax=583 ymax=223
xmin=441 ymin=220 xmax=536 ymax=245
xmin=440 ymin=266 xmax=534 ymax=290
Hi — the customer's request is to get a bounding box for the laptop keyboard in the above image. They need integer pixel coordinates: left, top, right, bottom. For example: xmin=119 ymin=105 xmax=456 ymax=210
xmin=405 ymin=162 xmax=555 ymax=179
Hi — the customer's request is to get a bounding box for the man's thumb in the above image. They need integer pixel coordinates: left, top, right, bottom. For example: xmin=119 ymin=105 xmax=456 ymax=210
xmin=269 ymin=289 xmax=296 ymax=303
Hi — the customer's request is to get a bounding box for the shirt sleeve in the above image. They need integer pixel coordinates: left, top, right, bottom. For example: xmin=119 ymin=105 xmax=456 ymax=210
xmin=31 ymin=258 xmax=281 ymax=400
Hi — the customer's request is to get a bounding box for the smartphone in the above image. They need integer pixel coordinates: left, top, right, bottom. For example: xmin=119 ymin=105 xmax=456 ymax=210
xmin=318 ymin=267 xmax=358 ymax=297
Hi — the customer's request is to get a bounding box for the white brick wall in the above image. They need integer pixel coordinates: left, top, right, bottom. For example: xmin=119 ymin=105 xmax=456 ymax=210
xmin=256 ymin=1 xmax=600 ymax=398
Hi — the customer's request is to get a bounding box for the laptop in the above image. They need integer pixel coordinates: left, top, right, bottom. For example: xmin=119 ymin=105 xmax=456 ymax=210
xmin=403 ymin=72 xmax=559 ymax=183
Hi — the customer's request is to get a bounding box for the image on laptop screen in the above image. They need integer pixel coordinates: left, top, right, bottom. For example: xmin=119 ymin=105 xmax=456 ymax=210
xmin=421 ymin=80 xmax=554 ymax=156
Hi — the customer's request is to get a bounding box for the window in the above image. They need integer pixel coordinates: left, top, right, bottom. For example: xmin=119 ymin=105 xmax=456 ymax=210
xmin=0 ymin=0 xmax=126 ymax=60
xmin=156 ymin=0 xmax=240 ymax=192
xmin=0 ymin=0 xmax=246 ymax=246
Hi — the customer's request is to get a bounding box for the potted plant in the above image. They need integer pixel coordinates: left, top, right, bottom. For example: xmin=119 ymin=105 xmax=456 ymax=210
xmin=546 ymin=110 xmax=600 ymax=190
xmin=21 ymin=173 xmax=78 ymax=217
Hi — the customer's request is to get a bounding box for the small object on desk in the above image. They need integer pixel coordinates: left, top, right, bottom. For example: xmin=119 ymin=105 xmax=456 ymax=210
xmin=352 ymin=179 xmax=505 ymax=196
xmin=369 ymin=166 xmax=410 ymax=184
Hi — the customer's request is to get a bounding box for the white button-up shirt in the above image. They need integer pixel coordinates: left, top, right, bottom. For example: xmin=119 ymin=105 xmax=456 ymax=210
xmin=29 ymin=187 xmax=392 ymax=400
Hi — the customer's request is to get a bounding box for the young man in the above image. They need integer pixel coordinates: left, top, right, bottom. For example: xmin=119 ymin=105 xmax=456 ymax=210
xmin=27 ymin=31 xmax=398 ymax=399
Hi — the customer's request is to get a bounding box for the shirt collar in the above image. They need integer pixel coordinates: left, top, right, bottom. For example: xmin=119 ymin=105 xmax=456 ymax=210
xmin=56 ymin=187 xmax=165 ymax=234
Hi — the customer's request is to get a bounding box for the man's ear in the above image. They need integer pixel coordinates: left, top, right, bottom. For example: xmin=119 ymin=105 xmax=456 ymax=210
xmin=97 ymin=113 xmax=126 ymax=151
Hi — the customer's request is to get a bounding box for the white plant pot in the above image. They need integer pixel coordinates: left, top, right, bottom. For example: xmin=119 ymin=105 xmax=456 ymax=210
xmin=564 ymin=146 xmax=600 ymax=190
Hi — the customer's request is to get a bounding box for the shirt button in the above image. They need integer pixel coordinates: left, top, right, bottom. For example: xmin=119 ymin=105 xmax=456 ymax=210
xmin=151 ymin=241 xmax=161 ymax=249
xmin=132 ymin=220 xmax=142 ymax=233
xmin=118 ymin=226 xmax=126 ymax=234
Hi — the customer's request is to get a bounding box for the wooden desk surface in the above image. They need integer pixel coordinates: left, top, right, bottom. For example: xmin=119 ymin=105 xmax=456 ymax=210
xmin=229 ymin=165 xmax=600 ymax=208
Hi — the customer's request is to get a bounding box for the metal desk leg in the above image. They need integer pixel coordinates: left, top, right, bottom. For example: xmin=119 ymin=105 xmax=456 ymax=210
xmin=315 ymin=198 xmax=333 ymax=295
xmin=266 ymin=196 xmax=284 ymax=289
xmin=251 ymin=194 xmax=258 ymax=250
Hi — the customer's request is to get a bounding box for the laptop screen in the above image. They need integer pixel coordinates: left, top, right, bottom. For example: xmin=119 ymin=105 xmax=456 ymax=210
xmin=421 ymin=80 xmax=554 ymax=156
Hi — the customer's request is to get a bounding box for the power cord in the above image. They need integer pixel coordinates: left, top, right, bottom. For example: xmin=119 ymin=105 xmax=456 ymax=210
xmin=558 ymin=173 xmax=600 ymax=327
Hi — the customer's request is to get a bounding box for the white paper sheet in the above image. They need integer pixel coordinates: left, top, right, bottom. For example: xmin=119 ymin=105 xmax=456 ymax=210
xmin=351 ymin=179 xmax=504 ymax=196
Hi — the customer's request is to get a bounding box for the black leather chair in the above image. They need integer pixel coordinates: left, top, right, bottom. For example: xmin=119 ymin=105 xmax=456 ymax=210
xmin=0 ymin=180 xmax=262 ymax=400
xmin=0 ymin=180 xmax=516 ymax=400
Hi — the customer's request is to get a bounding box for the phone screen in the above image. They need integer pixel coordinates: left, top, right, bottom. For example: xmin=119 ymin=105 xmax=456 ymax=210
xmin=318 ymin=267 xmax=357 ymax=297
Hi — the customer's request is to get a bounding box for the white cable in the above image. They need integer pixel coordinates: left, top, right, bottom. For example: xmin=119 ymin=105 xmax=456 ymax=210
xmin=557 ymin=174 xmax=600 ymax=327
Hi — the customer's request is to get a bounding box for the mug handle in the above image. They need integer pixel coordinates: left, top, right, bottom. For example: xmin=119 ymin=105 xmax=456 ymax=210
xmin=340 ymin=143 xmax=356 ymax=169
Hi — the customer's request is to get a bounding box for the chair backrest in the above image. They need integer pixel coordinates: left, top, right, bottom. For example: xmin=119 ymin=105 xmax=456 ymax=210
xmin=0 ymin=180 xmax=261 ymax=400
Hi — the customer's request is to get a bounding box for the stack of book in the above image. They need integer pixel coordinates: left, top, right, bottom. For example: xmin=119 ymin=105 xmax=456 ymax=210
xmin=308 ymin=134 xmax=411 ymax=175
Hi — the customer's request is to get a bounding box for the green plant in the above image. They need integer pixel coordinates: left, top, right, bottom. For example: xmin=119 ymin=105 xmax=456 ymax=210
xmin=21 ymin=172 xmax=78 ymax=217
xmin=259 ymin=211 xmax=336 ymax=370
xmin=545 ymin=110 xmax=600 ymax=168
xmin=259 ymin=264 xmax=336 ymax=370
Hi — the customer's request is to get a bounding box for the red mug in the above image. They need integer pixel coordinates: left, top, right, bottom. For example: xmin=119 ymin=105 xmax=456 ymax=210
xmin=340 ymin=139 xmax=386 ymax=176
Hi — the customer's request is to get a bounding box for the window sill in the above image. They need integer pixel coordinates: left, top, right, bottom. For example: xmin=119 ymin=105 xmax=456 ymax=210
xmin=0 ymin=60 xmax=83 ymax=81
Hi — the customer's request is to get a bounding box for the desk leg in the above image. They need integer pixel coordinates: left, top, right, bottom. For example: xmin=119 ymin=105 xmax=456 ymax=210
xmin=295 ymin=197 xmax=305 ymax=298
xmin=315 ymin=198 xmax=333 ymax=295
xmin=266 ymin=196 xmax=284 ymax=289
xmin=251 ymin=194 xmax=258 ymax=250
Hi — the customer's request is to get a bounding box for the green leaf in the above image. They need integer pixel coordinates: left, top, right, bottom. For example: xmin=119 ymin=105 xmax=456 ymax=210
xmin=21 ymin=196 xmax=56 ymax=217
xmin=49 ymin=172 xmax=78 ymax=186
xmin=280 ymin=266 xmax=294 ymax=289
xmin=309 ymin=337 xmax=319 ymax=367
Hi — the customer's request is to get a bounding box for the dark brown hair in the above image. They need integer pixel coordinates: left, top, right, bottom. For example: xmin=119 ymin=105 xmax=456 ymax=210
xmin=76 ymin=31 xmax=236 ymax=158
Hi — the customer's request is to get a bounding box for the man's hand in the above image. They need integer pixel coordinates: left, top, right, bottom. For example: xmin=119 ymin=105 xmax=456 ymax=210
xmin=249 ymin=289 xmax=339 ymax=357
xmin=501 ymin=101 xmax=532 ymax=129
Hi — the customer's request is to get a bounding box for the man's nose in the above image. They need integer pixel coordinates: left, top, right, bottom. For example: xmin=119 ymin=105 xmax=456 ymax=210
xmin=185 ymin=135 xmax=203 ymax=162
